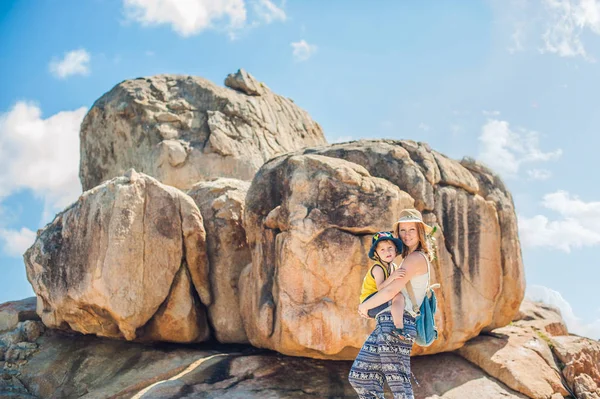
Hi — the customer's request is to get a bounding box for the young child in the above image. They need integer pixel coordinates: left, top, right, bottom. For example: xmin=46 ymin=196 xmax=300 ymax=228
xmin=359 ymin=231 xmax=412 ymax=341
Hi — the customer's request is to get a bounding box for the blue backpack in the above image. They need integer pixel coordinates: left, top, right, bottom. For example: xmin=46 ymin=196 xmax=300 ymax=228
xmin=406 ymin=267 xmax=440 ymax=347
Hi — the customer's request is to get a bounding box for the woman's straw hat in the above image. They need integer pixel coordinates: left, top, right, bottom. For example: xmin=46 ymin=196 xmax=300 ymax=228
xmin=393 ymin=209 xmax=434 ymax=236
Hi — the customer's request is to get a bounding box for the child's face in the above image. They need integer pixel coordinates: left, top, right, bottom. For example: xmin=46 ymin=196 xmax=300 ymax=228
xmin=375 ymin=240 xmax=396 ymax=263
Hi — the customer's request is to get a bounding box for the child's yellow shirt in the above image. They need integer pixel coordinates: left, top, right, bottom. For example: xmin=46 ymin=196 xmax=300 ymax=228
xmin=359 ymin=261 xmax=392 ymax=302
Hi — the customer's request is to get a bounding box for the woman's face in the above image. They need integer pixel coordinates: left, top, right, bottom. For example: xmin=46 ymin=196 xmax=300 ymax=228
xmin=375 ymin=240 xmax=396 ymax=263
xmin=398 ymin=222 xmax=419 ymax=248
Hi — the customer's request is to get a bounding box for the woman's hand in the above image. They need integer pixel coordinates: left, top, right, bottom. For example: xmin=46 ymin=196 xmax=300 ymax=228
xmin=390 ymin=267 xmax=406 ymax=280
xmin=358 ymin=303 xmax=369 ymax=318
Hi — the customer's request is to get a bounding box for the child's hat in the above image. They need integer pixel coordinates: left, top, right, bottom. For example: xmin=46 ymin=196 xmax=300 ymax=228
xmin=368 ymin=231 xmax=404 ymax=260
xmin=393 ymin=209 xmax=434 ymax=236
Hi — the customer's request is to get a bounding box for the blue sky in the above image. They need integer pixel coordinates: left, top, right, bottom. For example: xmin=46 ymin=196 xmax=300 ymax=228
xmin=1 ymin=0 xmax=599 ymax=338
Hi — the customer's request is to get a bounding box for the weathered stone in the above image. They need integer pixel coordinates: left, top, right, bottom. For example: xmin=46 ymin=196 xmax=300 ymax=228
xmin=412 ymin=353 xmax=528 ymax=399
xmin=140 ymin=265 xmax=209 ymax=343
xmin=0 ymin=329 xmax=24 ymax=347
xmin=224 ymin=68 xmax=265 ymax=96
xmin=5 ymin=342 xmax=38 ymax=363
xmin=24 ymin=171 xmax=211 ymax=343
xmin=0 ymin=297 xmax=39 ymax=332
xmin=457 ymin=324 xmax=569 ymax=399
xmin=433 ymin=185 xmax=503 ymax=349
xmin=241 ymin=154 xmax=413 ymax=359
xmin=80 ymin=70 xmax=327 ymax=191
xmin=513 ymin=300 xmax=568 ymax=336
xmin=461 ymin=157 xmax=525 ymax=330
xmin=302 ymin=139 xmax=436 ymax=210
xmin=20 ymin=321 xmax=45 ymax=343
xmin=551 ymin=335 xmax=600 ymax=399
xmin=433 ymin=151 xmax=479 ymax=194
xmin=239 ymin=140 xmax=524 ymax=358
xmin=188 ymin=178 xmax=251 ymax=343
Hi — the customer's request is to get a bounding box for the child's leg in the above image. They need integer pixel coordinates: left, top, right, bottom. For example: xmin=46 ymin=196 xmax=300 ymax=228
xmin=390 ymin=293 xmax=405 ymax=329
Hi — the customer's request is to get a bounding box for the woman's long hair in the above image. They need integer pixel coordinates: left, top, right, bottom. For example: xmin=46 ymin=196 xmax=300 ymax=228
xmin=398 ymin=223 xmax=435 ymax=261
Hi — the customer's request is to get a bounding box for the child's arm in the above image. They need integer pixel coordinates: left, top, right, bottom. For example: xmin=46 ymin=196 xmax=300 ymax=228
xmin=378 ymin=267 xmax=406 ymax=290
xmin=372 ymin=265 xmax=386 ymax=288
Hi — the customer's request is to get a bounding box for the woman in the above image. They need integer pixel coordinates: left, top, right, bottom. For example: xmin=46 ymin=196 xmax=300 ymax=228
xmin=348 ymin=209 xmax=435 ymax=399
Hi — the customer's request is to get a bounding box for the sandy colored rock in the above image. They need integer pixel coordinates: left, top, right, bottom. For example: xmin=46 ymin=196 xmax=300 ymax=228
xmin=24 ymin=170 xmax=211 ymax=343
xmin=412 ymin=353 xmax=528 ymax=399
xmin=187 ymin=178 xmax=251 ymax=343
xmin=80 ymin=70 xmax=327 ymax=191
xmin=514 ymin=300 xmax=568 ymax=337
xmin=240 ymin=153 xmax=413 ymax=359
xmin=303 ymin=140 xmax=436 ymax=210
xmin=461 ymin=157 xmax=526 ymax=330
xmin=240 ymin=140 xmax=523 ymax=358
xmin=551 ymin=335 xmax=600 ymax=399
xmin=457 ymin=323 xmax=569 ymax=399
xmin=0 ymin=297 xmax=39 ymax=332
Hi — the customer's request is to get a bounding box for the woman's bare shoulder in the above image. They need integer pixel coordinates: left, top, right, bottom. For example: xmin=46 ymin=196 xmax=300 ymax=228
xmin=403 ymin=252 xmax=428 ymax=273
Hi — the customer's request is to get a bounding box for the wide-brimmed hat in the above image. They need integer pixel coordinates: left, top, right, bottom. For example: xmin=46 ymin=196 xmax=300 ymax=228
xmin=393 ymin=209 xmax=434 ymax=236
xmin=368 ymin=231 xmax=404 ymax=260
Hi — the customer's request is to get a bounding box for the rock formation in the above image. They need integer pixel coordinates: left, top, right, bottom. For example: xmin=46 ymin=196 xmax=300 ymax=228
xmin=79 ymin=69 xmax=327 ymax=191
xmin=24 ymin=170 xmax=211 ymax=343
xmin=1 ymin=299 xmax=595 ymax=399
xmin=187 ymin=178 xmax=251 ymax=343
xmin=240 ymin=139 xmax=525 ymax=358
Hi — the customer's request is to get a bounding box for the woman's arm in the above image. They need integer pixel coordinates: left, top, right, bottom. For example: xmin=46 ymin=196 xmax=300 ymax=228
xmin=358 ymin=254 xmax=425 ymax=313
xmin=378 ymin=267 xmax=405 ymax=290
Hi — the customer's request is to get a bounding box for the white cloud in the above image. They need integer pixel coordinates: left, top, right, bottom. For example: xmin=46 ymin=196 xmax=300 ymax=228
xmin=0 ymin=102 xmax=86 ymax=217
xmin=291 ymin=40 xmax=317 ymax=62
xmin=0 ymin=228 xmax=36 ymax=258
xmin=518 ymin=191 xmax=600 ymax=252
xmin=527 ymin=168 xmax=552 ymax=180
xmin=253 ymin=0 xmax=286 ymax=23
xmin=499 ymin=0 xmax=600 ymax=60
xmin=478 ymin=119 xmax=562 ymax=178
xmin=49 ymin=49 xmax=91 ymax=79
xmin=526 ymin=285 xmax=600 ymax=339
xmin=123 ymin=0 xmax=247 ymax=37
xmin=418 ymin=123 xmax=430 ymax=131
xmin=540 ymin=0 xmax=600 ymax=59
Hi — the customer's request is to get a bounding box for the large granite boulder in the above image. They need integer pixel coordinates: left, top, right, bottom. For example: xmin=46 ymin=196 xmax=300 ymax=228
xmin=240 ymin=140 xmax=525 ymax=359
xmin=240 ymin=153 xmax=414 ymax=359
xmin=24 ymin=170 xmax=211 ymax=343
xmin=187 ymin=178 xmax=251 ymax=343
xmin=79 ymin=69 xmax=327 ymax=191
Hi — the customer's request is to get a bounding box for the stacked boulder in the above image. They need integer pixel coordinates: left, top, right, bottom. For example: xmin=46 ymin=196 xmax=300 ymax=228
xmin=25 ymin=70 xmax=526 ymax=360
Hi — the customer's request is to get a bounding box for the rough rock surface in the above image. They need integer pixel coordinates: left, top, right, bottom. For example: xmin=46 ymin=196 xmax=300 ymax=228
xmin=24 ymin=170 xmax=211 ymax=343
xmin=187 ymin=178 xmax=251 ymax=343
xmin=412 ymin=353 xmax=528 ymax=399
xmin=0 ymin=298 xmax=595 ymax=399
xmin=0 ymin=297 xmax=39 ymax=332
xmin=240 ymin=153 xmax=414 ymax=359
xmin=80 ymin=69 xmax=327 ymax=191
xmin=514 ymin=300 xmax=568 ymax=337
xmin=457 ymin=301 xmax=570 ymax=399
xmin=240 ymin=140 xmax=525 ymax=359
xmin=551 ymin=335 xmax=600 ymax=399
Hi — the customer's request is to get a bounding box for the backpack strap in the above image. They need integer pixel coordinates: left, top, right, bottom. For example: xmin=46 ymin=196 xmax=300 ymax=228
xmin=406 ymin=281 xmax=420 ymax=314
